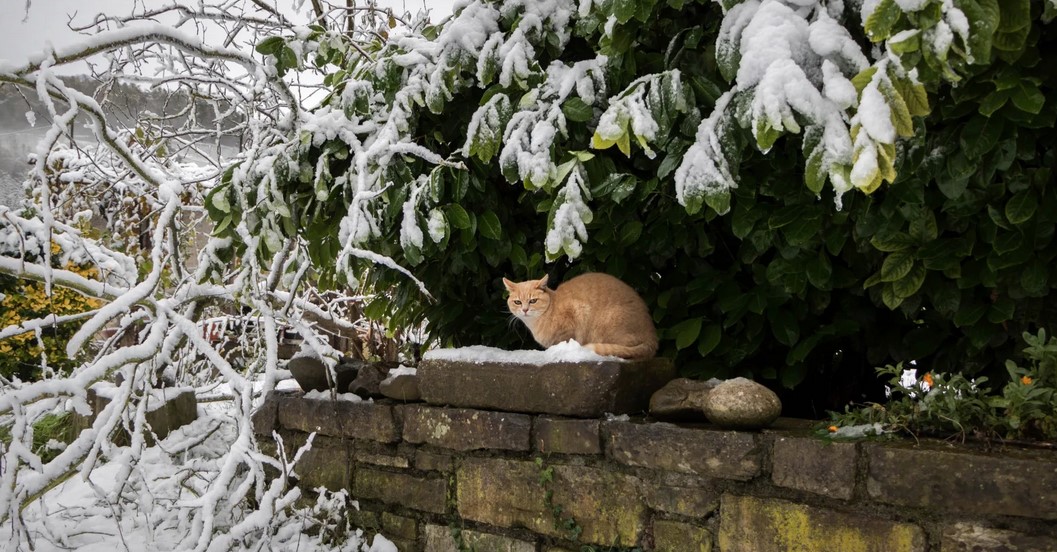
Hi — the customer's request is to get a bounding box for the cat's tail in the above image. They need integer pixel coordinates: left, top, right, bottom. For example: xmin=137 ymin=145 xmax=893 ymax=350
xmin=586 ymin=341 xmax=657 ymax=360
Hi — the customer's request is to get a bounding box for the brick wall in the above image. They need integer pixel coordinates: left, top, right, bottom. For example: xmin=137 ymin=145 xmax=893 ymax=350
xmin=253 ymin=389 xmax=1057 ymax=552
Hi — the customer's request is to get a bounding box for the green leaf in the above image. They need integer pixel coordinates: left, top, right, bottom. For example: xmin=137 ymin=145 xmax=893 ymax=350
xmin=255 ymin=36 xmax=285 ymax=55
xmin=767 ymin=308 xmax=799 ymax=347
xmin=881 ymin=284 xmax=904 ymax=310
xmin=697 ymin=324 xmax=722 ymax=357
xmin=1020 ymin=259 xmax=1049 ymax=296
xmin=978 ymin=90 xmax=1010 ymax=116
xmin=1010 ymin=83 xmax=1045 ymax=114
xmin=806 ymin=252 xmax=832 ymax=290
xmin=954 ymin=301 xmax=988 ymax=328
xmin=909 ymin=210 xmax=938 ymax=242
xmin=1004 ymin=191 xmax=1037 ymax=225
xmin=674 ymin=318 xmax=703 ymax=350
xmin=892 ymin=264 xmax=926 ymax=298
xmin=881 ymin=250 xmax=915 ymax=282
xmin=614 ymin=0 xmax=638 ymax=23
xmin=447 ymin=204 xmax=471 ymax=229
xmin=620 ymin=220 xmax=643 ymax=245
xmin=864 ymin=0 xmax=901 ymax=42
xmin=704 ymin=191 xmax=731 ymax=216
xmin=960 ymin=115 xmax=1004 ymax=159
xmin=479 ymin=211 xmax=502 ymax=240
xmin=562 ymin=97 xmax=594 ymax=122
xmin=871 ymin=231 xmax=914 ymax=252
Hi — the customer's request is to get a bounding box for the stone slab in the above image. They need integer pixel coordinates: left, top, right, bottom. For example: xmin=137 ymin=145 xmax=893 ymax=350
xmin=534 ymin=417 xmax=601 ymax=455
xmin=353 ymin=467 xmax=447 ymax=514
xmin=291 ymin=435 xmax=353 ymax=491
xmin=424 ymin=524 xmax=535 ymax=552
xmin=771 ymin=436 xmax=857 ymax=500
xmin=419 ymin=357 xmax=674 ymax=417
xmin=941 ymin=522 xmax=1057 ymax=552
xmin=718 ymin=494 xmax=926 ymax=552
xmin=654 ymin=519 xmax=712 ymax=552
xmin=605 ymin=421 xmax=761 ymax=480
xmin=457 ymin=457 xmax=647 ymax=546
xmin=276 ymin=395 xmax=400 ymax=443
xmin=866 ymin=443 xmax=1057 ymax=520
xmin=401 ymin=405 xmax=531 ymax=451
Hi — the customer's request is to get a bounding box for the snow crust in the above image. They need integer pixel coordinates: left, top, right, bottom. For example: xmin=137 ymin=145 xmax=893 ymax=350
xmin=423 ymin=339 xmax=618 ymax=364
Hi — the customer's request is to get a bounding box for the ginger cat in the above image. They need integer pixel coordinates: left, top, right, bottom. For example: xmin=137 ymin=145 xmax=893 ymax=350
xmin=502 ymin=272 xmax=658 ymax=360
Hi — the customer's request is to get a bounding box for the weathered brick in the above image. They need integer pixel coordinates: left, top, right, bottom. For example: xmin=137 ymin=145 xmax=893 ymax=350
xmin=401 ymin=405 xmax=531 ymax=451
xmin=654 ymin=519 xmax=712 ymax=552
xmin=419 ymin=357 xmax=675 ymax=417
xmin=535 ymin=417 xmax=601 ymax=455
xmin=251 ymin=391 xmax=281 ymax=435
xmin=292 ymin=435 xmax=352 ymax=491
xmin=277 ymin=396 xmax=400 ymax=443
xmin=457 ymin=457 xmax=647 ymax=546
xmin=941 ymin=522 xmax=1057 ymax=552
xmin=605 ymin=421 xmax=761 ymax=480
xmin=867 ymin=443 xmax=1057 ymax=520
xmin=381 ymin=512 xmax=418 ymax=541
xmin=424 ymin=524 xmax=535 ymax=552
xmin=771 ymin=436 xmax=857 ymax=500
xmin=353 ymin=467 xmax=447 ymax=514
xmin=355 ymin=450 xmax=410 ymax=468
xmin=643 ymin=480 xmax=719 ymax=518
xmin=415 ymin=450 xmax=454 ymax=473
xmin=718 ymin=494 xmax=926 ymax=552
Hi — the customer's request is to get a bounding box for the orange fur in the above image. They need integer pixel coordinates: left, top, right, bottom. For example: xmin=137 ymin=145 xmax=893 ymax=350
xmin=502 ymin=272 xmax=658 ymax=360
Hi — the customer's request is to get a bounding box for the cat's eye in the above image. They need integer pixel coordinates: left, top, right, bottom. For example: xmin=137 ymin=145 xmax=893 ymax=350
xmin=513 ymin=300 xmax=522 ymax=305
xmin=529 ymin=299 xmax=538 ymax=304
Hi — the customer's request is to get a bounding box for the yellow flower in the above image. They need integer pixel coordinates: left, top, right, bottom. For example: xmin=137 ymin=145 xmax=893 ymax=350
xmin=1022 ymin=375 xmax=1033 ymax=385
xmin=828 ymin=425 xmax=839 ymax=433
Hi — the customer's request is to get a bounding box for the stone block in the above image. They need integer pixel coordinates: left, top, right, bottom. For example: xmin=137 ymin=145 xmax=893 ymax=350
xmin=419 ymin=357 xmax=675 ymax=417
xmin=424 ymin=524 xmax=535 ymax=552
xmin=457 ymin=457 xmax=647 ymax=546
xmin=415 ymin=450 xmax=454 ymax=473
xmin=535 ymin=417 xmax=601 ymax=455
xmin=654 ymin=519 xmax=712 ymax=552
xmin=355 ymin=450 xmax=409 ymax=469
xmin=866 ymin=443 xmax=1057 ymax=520
xmin=353 ymin=467 xmax=447 ymax=514
xmin=401 ymin=405 xmax=531 ymax=451
xmin=941 ymin=522 xmax=1057 ymax=552
xmin=718 ymin=494 xmax=926 ymax=552
xmin=292 ymin=436 xmax=352 ymax=491
xmin=771 ymin=436 xmax=857 ymax=500
xmin=643 ymin=481 xmax=719 ymax=518
xmin=251 ymin=392 xmax=281 ymax=435
xmin=277 ymin=395 xmax=400 ymax=443
xmin=605 ymin=421 xmax=760 ymax=480
xmin=381 ymin=512 xmax=418 ymax=541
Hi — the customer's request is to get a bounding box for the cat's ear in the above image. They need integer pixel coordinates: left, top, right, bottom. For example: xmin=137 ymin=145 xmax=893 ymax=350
xmin=535 ymin=275 xmax=550 ymax=289
xmin=502 ymin=277 xmax=517 ymax=292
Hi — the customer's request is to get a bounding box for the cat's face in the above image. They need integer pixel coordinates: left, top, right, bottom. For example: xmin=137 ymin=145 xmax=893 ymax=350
xmin=502 ymin=275 xmax=551 ymax=321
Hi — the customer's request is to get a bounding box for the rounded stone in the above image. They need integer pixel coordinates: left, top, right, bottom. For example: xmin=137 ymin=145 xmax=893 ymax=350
xmin=379 ymin=374 xmax=422 ymax=401
xmin=287 ymin=356 xmax=360 ymax=392
xmin=702 ymin=377 xmax=781 ymax=429
xmin=648 ymin=378 xmax=720 ymax=421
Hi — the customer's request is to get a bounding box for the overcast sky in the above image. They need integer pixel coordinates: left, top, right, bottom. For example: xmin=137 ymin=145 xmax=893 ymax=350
xmin=0 ymin=0 xmax=456 ymax=68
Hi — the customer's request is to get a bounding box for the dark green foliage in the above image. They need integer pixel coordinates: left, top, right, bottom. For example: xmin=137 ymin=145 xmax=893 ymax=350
xmin=233 ymin=0 xmax=1057 ymax=412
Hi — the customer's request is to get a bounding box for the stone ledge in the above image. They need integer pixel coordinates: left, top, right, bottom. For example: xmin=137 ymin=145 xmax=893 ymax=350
xmin=534 ymin=417 xmax=601 ymax=455
xmin=604 ymin=421 xmax=761 ymax=480
xmin=418 ymin=357 xmax=674 ymax=417
xmin=771 ymin=436 xmax=857 ymax=500
xmin=866 ymin=443 xmax=1057 ymax=520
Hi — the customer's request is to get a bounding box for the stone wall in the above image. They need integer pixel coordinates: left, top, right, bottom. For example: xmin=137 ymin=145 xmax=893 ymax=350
xmin=253 ymin=364 xmax=1057 ymax=552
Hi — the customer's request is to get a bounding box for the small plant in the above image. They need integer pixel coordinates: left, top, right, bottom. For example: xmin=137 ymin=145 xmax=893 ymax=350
xmin=827 ymin=330 xmax=1057 ymax=442
xmin=535 ymin=456 xmax=584 ymax=542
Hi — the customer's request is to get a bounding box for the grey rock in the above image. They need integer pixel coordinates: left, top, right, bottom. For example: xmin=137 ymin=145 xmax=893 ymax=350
xmin=287 ymin=356 xmax=361 ymax=392
xmin=702 ymin=377 xmax=781 ymax=429
xmin=349 ymin=363 xmax=388 ymax=397
xmin=379 ymin=373 xmax=421 ymax=401
xmin=649 ymin=378 xmax=720 ymax=420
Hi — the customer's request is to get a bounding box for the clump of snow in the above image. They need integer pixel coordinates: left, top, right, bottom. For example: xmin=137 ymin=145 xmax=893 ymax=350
xmin=830 ymin=422 xmax=887 ymax=438
xmin=604 ymin=413 xmax=631 ymax=421
xmin=304 ymin=389 xmax=367 ymax=402
xmin=423 ymin=339 xmax=619 ymax=364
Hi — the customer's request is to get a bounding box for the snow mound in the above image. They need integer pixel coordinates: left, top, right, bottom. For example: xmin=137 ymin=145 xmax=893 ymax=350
xmin=423 ymin=339 xmax=619 ymax=365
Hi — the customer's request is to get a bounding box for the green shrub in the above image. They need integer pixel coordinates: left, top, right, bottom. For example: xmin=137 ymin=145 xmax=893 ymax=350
xmin=215 ymin=0 xmax=1057 ymax=408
